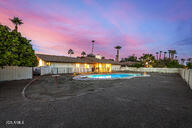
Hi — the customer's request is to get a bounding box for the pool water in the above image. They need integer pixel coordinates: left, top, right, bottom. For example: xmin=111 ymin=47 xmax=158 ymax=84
xmin=74 ymin=73 xmax=149 ymax=80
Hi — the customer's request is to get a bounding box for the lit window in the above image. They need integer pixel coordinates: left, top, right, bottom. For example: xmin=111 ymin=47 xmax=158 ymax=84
xmin=39 ymin=59 xmax=43 ymax=66
xmin=76 ymin=64 xmax=80 ymax=68
xmin=46 ymin=62 xmax=50 ymax=66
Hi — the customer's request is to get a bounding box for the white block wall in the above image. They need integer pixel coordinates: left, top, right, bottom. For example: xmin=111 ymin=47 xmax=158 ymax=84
xmin=121 ymin=67 xmax=180 ymax=73
xmin=40 ymin=66 xmax=92 ymax=75
xmin=179 ymin=69 xmax=192 ymax=89
xmin=111 ymin=65 xmax=121 ymax=71
xmin=0 ymin=66 xmax=32 ymax=81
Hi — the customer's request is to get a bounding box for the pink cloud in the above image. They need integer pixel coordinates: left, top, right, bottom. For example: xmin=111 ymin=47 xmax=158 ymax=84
xmin=1 ymin=0 xmax=178 ymax=59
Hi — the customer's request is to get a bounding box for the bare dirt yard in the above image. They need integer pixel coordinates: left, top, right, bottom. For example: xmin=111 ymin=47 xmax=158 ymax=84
xmin=0 ymin=73 xmax=192 ymax=128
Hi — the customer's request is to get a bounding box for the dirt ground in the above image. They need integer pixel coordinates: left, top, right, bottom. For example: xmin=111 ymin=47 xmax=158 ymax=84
xmin=1 ymin=73 xmax=192 ymax=128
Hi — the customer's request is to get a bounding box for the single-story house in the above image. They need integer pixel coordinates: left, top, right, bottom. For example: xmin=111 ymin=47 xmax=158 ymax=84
xmin=36 ymin=54 xmax=121 ymax=72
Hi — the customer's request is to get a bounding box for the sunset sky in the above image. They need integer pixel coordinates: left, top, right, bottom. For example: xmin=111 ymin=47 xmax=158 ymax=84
xmin=0 ymin=0 xmax=192 ymax=60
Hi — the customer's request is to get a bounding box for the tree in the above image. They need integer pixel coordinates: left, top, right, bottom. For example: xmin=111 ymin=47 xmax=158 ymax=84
xmin=187 ymin=62 xmax=192 ymax=69
xmin=168 ymin=50 xmax=171 ymax=59
xmin=169 ymin=50 xmax=176 ymax=60
xmin=167 ymin=60 xmax=182 ymax=68
xmin=159 ymin=51 xmax=162 ymax=60
xmin=121 ymin=55 xmax=137 ymax=62
xmin=9 ymin=17 xmax=23 ymax=31
xmin=139 ymin=54 xmax=155 ymax=67
xmin=81 ymin=51 xmax=86 ymax=57
xmin=91 ymin=40 xmax=95 ymax=54
xmin=68 ymin=49 xmax=74 ymax=57
xmin=87 ymin=53 xmax=95 ymax=58
xmin=181 ymin=58 xmax=185 ymax=65
xmin=164 ymin=52 xmax=167 ymax=60
xmin=156 ymin=52 xmax=159 ymax=60
xmin=0 ymin=24 xmax=38 ymax=67
xmin=186 ymin=58 xmax=192 ymax=69
xmin=187 ymin=58 xmax=192 ymax=63
xmin=114 ymin=46 xmax=122 ymax=62
xmin=175 ymin=56 xmax=178 ymax=60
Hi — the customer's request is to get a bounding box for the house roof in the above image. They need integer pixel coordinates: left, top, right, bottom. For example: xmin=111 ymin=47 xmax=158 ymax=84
xmin=36 ymin=54 xmax=120 ymax=65
xmin=80 ymin=57 xmax=120 ymax=65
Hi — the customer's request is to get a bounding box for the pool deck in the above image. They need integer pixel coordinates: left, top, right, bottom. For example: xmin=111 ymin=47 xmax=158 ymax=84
xmin=1 ymin=73 xmax=192 ymax=128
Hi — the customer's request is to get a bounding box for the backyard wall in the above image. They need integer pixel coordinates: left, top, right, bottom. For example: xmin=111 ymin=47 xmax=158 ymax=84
xmin=120 ymin=67 xmax=180 ymax=73
xmin=179 ymin=69 xmax=192 ymax=89
xmin=40 ymin=66 xmax=92 ymax=75
xmin=0 ymin=66 xmax=32 ymax=81
xmin=111 ymin=65 xmax=121 ymax=71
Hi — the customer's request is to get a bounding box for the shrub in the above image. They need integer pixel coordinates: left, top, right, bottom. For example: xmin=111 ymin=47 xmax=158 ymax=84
xmin=187 ymin=63 xmax=192 ymax=69
xmin=166 ymin=60 xmax=183 ymax=68
xmin=130 ymin=63 xmax=143 ymax=68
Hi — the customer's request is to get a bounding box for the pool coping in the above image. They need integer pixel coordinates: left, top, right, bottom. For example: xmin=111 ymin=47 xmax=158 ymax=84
xmin=73 ymin=73 xmax=150 ymax=80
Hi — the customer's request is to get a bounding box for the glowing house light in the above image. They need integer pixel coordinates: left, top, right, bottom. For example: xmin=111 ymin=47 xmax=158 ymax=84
xmin=84 ymin=64 xmax=89 ymax=68
xmin=39 ymin=59 xmax=43 ymax=66
xmin=76 ymin=64 xmax=80 ymax=68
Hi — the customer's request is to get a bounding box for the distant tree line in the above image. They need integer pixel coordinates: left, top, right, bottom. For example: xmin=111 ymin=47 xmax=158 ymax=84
xmin=120 ymin=50 xmax=192 ymax=69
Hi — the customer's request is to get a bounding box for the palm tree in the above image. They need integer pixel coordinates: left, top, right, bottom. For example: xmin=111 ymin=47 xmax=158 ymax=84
xmin=175 ymin=56 xmax=178 ymax=60
xmin=168 ymin=50 xmax=177 ymax=60
xmin=168 ymin=50 xmax=171 ymax=59
xmin=114 ymin=46 xmax=122 ymax=62
xmin=81 ymin=51 xmax=86 ymax=57
xmin=159 ymin=51 xmax=162 ymax=60
xmin=91 ymin=40 xmax=95 ymax=54
xmin=187 ymin=58 xmax=192 ymax=63
xmin=156 ymin=52 xmax=159 ymax=60
xmin=68 ymin=49 xmax=74 ymax=57
xmin=9 ymin=17 xmax=23 ymax=31
xmin=181 ymin=58 xmax=185 ymax=65
xmin=164 ymin=52 xmax=167 ymax=60
xmin=171 ymin=50 xmax=177 ymax=60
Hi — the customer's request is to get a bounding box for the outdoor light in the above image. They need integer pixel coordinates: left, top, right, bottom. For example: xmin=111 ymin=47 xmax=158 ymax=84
xmin=39 ymin=59 xmax=43 ymax=66
xmin=84 ymin=64 xmax=89 ymax=68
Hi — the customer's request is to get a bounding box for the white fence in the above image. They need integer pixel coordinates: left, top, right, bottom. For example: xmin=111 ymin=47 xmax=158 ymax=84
xmin=120 ymin=67 xmax=179 ymax=73
xmin=0 ymin=66 xmax=32 ymax=81
xmin=40 ymin=66 xmax=92 ymax=75
xmin=179 ymin=69 xmax=192 ymax=89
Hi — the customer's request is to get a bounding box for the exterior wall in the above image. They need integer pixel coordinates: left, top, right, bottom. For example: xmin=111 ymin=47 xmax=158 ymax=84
xmin=50 ymin=62 xmax=74 ymax=68
xmin=121 ymin=67 xmax=179 ymax=73
xmin=40 ymin=66 xmax=92 ymax=75
xmin=49 ymin=62 xmax=94 ymax=69
xmin=179 ymin=69 xmax=192 ymax=90
xmin=0 ymin=66 xmax=32 ymax=81
xmin=111 ymin=65 xmax=121 ymax=71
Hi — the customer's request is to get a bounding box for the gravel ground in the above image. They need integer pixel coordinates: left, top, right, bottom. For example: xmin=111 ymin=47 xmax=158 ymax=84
xmin=0 ymin=73 xmax=192 ymax=128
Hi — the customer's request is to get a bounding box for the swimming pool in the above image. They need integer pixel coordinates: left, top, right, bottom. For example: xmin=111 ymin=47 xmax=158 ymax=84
xmin=74 ymin=73 xmax=149 ymax=80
